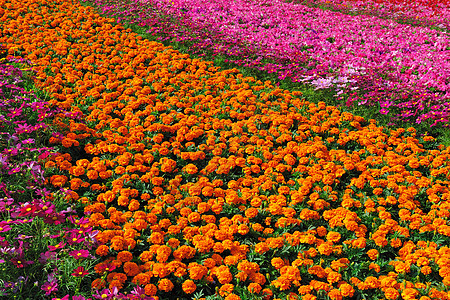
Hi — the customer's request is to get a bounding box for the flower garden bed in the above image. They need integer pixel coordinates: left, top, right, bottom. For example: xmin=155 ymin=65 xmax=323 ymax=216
xmin=1 ymin=0 xmax=450 ymax=299
xmin=89 ymin=0 xmax=450 ymax=127
xmin=292 ymin=0 xmax=450 ymax=31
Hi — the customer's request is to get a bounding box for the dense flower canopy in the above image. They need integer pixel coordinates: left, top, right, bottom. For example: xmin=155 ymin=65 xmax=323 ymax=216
xmin=1 ymin=0 xmax=450 ymax=299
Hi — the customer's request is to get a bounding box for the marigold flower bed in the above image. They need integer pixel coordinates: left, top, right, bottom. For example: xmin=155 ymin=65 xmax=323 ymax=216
xmin=2 ymin=0 xmax=450 ymax=299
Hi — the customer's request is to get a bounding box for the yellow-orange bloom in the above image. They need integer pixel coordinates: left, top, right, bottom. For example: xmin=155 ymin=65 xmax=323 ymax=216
xmin=182 ymin=279 xmax=196 ymax=294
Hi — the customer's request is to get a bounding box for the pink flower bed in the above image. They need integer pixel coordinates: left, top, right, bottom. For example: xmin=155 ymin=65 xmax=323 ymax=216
xmin=95 ymin=0 xmax=450 ymax=126
xmin=296 ymin=0 xmax=450 ymax=31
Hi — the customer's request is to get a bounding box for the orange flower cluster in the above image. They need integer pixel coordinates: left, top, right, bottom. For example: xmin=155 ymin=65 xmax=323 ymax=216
xmin=3 ymin=0 xmax=450 ymax=299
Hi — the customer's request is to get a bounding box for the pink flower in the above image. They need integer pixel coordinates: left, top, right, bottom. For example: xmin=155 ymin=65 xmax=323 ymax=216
xmin=10 ymin=256 xmax=34 ymax=268
xmin=73 ymin=296 xmax=92 ymax=300
xmin=71 ymin=266 xmax=89 ymax=277
xmin=96 ymin=263 xmax=116 ymax=274
xmin=43 ymin=212 xmax=66 ymax=225
xmin=48 ymin=242 xmax=66 ymax=251
xmin=52 ymin=295 xmax=69 ymax=300
xmin=0 ymin=223 xmax=11 ymax=233
xmin=380 ymin=108 xmax=389 ymax=115
xmin=69 ymin=249 xmax=89 ymax=259
xmin=41 ymin=280 xmax=58 ymax=296
xmin=18 ymin=203 xmax=37 ymax=217
xmin=67 ymin=233 xmax=85 ymax=245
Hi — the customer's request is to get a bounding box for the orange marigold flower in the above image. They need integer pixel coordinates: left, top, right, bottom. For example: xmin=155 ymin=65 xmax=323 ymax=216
xmin=326 ymin=231 xmax=341 ymax=243
xmin=401 ymin=288 xmax=418 ymax=300
xmin=150 ymin=232 xmax=164 ymax=244
xmin=156 ymin=245 xmax=172 ymax=263
xmin=351 ymin=238 xmax=366 ymax=249
xmin=117 ymin=195 xmax=130 ymax=206
xmin=317 ymin=242 xmax=334 ymax=256
xmin=364 ymin=276 xmax=380 ymax=289
xmin=111 ymin=236 xmax=125 ymax=251
xmin=107 ymin=272 xmax=127 ymax=284
xmin=338 ymin=283 xmax=354 ymax=297
xmin=91 ymin=278 xmax=106 ymax=290
xmin=50 ymin=175 xmax=67 ymax=187
xmin=109 ymin=279 xmax=123 ymax=291
xmin=158 ymin=278 xmax=174 ymax=292
xmin=185 ymin=164 xmax=198 ymax=175
xmin=369 ymin=263 xmax=381 ymax=273
xmin=224 ymin=293 xmax=241 ymax=300
xmin=237 ymin=224 xmax=249 ymax=235
xmin=144 ymin=283 xmax=157 ymax=296
xmin=272 ymin=275 xmax=291 ymax=290
xmin=384 ymin=288 xmax=400 ymax=300
xmin=188 ymin=212 xmax=201 ymax=223
xmin=248 ymin=283 xmax=262 ymax=294
xmin=70 ymin=165 xmax=85 ymax=176
xmin=219 ymin=283 xmax=234 ymax=297
xmin=123 ymin=262 xmax=140 ymax=277
xmin=87 ymin=169 xmax=99 ymax=180
xmin=215 ymin=265 xmax=233 ymax=284
xmin=421 ymin=266 xmax=432 ymax=275
xmin=182 ymin=279 xmax=196 ymax=294
xmin=70 ymin=178 xmax=83 ymax=190
xmin=328 ymin=289 xmax=342 ymax=300
xmin=245 ymin=207 xmax=258 ymax=219
xmin=96 ymin=245 xmax=110 ymax=256
xmin=262 ymin=288 xmax=273 ymax=300
xmin=373 ymin=188 xmax=383 ymax=195
xmin=117 ymin=251 xmax=133 ymax=262
xmin=128 ymin=199 xmax=140 ymax=211
xmin=271 ymin=257 xmax=285 ymax=269
xmin=327 ymin=271 xmax=342 ymax=284
xmin=173 ymin=245 xmax=196 ymax=260
xmin=367 ymin=249 xmax=378 ymax=260
xmin=132 ymin=273 xmax=150 ymax=286
xmin=168 ymin=238 xmax=180 ymax=249
xmin=393 ymin=261 xmax=410 ymax=274
xmin=133 ymin=219 xmax=148 ymax=231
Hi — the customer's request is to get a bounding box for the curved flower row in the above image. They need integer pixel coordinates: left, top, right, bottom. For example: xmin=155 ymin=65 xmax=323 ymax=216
xmin=2 ymin=0 xmax=450 ymax=299
xmin=90 ymin=0 xmax=450 ymax=127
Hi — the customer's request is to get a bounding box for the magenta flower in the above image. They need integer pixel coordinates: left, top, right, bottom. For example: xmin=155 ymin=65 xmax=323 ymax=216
xmin=41 ymin=280 xmax=58 ymax=296
xmin=51 ymin=295 xmax=69 ymax=300
xmin=10 ymin=256 xmax=34 ymax=268
xmin=0 ymin=153 xmax=7 ymax=166
xmin=43 ymin=212 xmax=66 ymax=225
xmin=96 ymin=263 xmax=116 ymax=274
xmin=48 ymin=241 xmax=66 ymax=251
xmin=129 ymin=286 xmax=155 ymax=300
xmin=67 ymin=226 xmax=92 ymax=236
xmin=380 ymin=108 xmax=390 ymax=115
xmin=39 ymin=251 xmax=57 ymax=263
xmin=0 ymin=236 xmax=8 ymax=247
xmin=67 ymin=233 xmax=84 ymax=245
xmin=67 ymin=216 xmax=90 ymax=226
xmin=21 ymin=138 xmax=35 ymax=144
xmin=73 ymin=296 xmax=92 ymax=300
xmin=93 ymin=287 xmax=123 ymax=300
xmin=69 ymin=249 xmax=89 ymax=259
xmin=36 ymin=201 xmax=56 ymax=216
xmin=0 ymin=223 xmax=11 ymax=233
xmin=380 ymin=100 xmax=394 ymax=108
xmin=14 ymin=234 xmax=33 ymax=240
xmin=71 ymin=266 xmax=89 ymax=277
xmin=18 ymin=203 xmax=37 ymax=217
